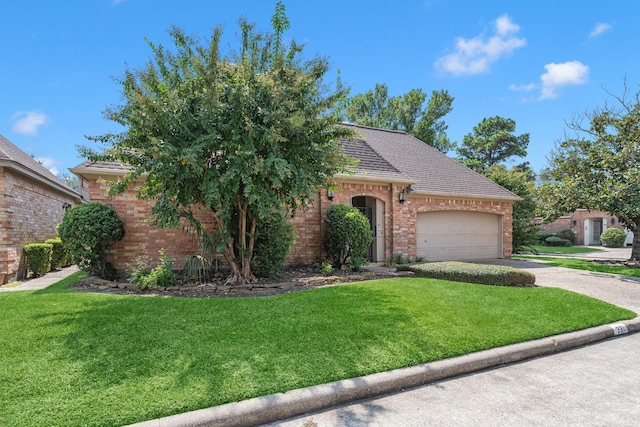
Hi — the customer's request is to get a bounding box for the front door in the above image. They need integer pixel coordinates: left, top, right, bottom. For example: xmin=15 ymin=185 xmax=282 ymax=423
xmin=592 ymin=219 xmax=603 ymax=245
xmin=351 ymin=196 xmax=384 ymax=262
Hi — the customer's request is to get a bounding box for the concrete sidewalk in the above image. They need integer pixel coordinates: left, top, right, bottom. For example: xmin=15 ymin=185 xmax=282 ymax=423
xmin=0 ymin=265 xmax=79 ymax=292
xmin=128 ymin=248 xmax=640 ymax=427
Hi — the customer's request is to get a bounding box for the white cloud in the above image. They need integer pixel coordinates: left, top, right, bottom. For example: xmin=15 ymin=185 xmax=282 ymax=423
xmin=11 ymin=110 xmax=51 ymax=136
xmin=435 ymin=14 xmax=526 ymax=76
xmin=35 ymin=156 xmax=61 ymax=176
xmin=509 ymin=61 xmax=589 ymax=101
xmin=508 ymin=83 xmax=536 ymax=92
xmin=539 ymin=61 xmax=589 ymax=99
xmin=589 ymin=22 xmax=612 ymax=38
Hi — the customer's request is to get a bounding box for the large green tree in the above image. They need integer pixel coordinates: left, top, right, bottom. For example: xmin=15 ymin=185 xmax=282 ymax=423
xmin=457 ymin=116 xmax=529 ymax=173
xmin=457 ymin=116 xmax=537 ymax=251
xmin=539 ymin=84 xmax=640 ymax=260
xmin=81 ymin=3 xmax=354 ymax=283
xmin=343 ymin=83 xmax=455 ymax=152
xmin=485 ymin=165 xmax=539 ymax=252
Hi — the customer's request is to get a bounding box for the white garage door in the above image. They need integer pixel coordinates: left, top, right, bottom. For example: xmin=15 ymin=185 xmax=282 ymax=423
xmin=416 ymin=211 xmax=502 ymax=261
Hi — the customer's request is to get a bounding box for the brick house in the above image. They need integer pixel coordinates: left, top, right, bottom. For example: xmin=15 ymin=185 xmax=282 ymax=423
xmin=70 ymin=124 xmax=519 ymax=274
xmin=538 ymin=210 xmax=632 ymax=246
xmin=0 ymin=135 xmax=83 ymax=283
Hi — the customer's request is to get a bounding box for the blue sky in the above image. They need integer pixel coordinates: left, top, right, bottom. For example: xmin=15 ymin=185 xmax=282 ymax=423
xmin=2 ymin=0 xmax=639 ymax=178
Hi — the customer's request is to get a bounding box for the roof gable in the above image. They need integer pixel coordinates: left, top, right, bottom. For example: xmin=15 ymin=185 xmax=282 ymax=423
xmin=340 ymin=124 xmax=519 ymax=200
xmin=0 ymin=134 xmax=80 ymax=198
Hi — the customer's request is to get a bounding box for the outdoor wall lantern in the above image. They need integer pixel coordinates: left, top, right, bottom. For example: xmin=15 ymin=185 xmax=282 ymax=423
xmin=62 ymin=202 xmax=72 ymax=211
xmin=611 ymin=217 xmax=616 ymax=224
xmin=572 ymin=219 xmax=577 ymax=226
xmin=327 ymin=189 xmax=334 ymax=201
xmin=399 ymin=185 xmax=413 ymax=204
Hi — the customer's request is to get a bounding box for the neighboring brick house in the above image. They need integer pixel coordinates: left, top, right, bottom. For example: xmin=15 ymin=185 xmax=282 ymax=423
xmin=538 ymin=210 xmax=632 ymax=246
xmin=0 ymin=135 xmax=83 ymax=283
xmin=70 ymin=124 xmax=519 ymax=274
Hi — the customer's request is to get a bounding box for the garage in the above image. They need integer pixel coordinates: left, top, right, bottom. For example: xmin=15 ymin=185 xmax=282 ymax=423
xmin=416 ymin=211 xmax=502 ymax=261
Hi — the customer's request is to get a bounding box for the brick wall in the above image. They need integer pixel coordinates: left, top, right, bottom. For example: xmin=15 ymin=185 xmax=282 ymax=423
xmin=539 ymin=210 xmax=625 ymax=245
xmin=82 ymin=176 xmax=514 ymax=273
xmin=288 ymin=180 xmax=514 ymax=264
xmin=0 ymin=168 xmax=79 ymax=282
xmin=83 ymin=177 xmax=212 ymax=273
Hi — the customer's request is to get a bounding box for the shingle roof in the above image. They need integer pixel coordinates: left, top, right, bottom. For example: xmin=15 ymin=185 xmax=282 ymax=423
xmin=71 ymin=124 xmax=519 ymax=201
xmin=0 ymin=134 xmax=79 ymax=196
xmin=340 ymin=124 xmax=519 ymax=200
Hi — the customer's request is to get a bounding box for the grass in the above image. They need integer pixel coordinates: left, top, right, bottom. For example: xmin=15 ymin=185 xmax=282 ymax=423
xmin=0 ymin=272 xmax=635 ymax=427
xmin=527 ymin=245 xmax=605 ymax=255
xmin=516 ymin=256 xmax=640 ymax=278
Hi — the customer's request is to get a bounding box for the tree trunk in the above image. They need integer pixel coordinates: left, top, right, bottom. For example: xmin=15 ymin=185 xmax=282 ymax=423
xmin=224 ymin=202 xmax=257 ymax=285
xmin=631 ymin=223 xmax=640 ymax=261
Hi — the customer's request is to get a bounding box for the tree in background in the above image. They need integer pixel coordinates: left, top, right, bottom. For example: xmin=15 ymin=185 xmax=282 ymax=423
xmin=81 ymin=3 xmax=354 ymax=284
xmin=485 ymin=165 xmax=539 ymax=251
xmin=60 ymin=173 xmax=79 ymax=191
xmin=457 ymin=116 xmax=537 ymax=251
xmin=539 ymin=83 xmax=640 ymax=260
xmin=343 ymin=83 xmax=455 ymax=152
xmin=457 ymin=116 xmax=529 ymax=173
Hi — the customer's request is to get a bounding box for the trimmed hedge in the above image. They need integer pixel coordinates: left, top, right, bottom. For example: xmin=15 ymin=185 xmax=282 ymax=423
xmin=24 ymin=243 xmax=53 ymax=278
xmin=45 ymin=238 xmax=67 ymax=270
xmin=407 ymin=261 xmax=536 ymax=287
xmin=545 ymin=236 xmax=572 ymax=247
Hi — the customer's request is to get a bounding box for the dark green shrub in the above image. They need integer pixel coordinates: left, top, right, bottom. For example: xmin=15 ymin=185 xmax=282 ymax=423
xmin=45 ymin=238 xmax=67 ymax=270
xmin=600 ymin=228 xmax=626 ymax=248
xmin=252 ymin=212 xmax=296 ymax=278
xmin=58 ymin=202 xmax=125 ymax=277
xmin=555 ymin=228 xmax=577 ymax=245
xmin=323 ymin=205 xmax=373 ymax=270
xmin=537 ymin=233 xmax=555 ymax=245
xmin=408 ymin=261 xmax=536 ymax=287
xmin=545 ymin=236 xmax=572 ymax=247
xmin=23 ymin=243 xmax=53 ymax=277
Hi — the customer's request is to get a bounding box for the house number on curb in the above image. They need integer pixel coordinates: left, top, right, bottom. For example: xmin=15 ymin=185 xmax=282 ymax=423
xmin=609 ymin=323 xmax=629 ymax=336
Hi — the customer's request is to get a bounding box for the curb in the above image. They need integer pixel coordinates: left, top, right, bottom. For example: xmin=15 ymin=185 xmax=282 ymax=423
xmin=128 ymin=317 xmax=640 ymax=427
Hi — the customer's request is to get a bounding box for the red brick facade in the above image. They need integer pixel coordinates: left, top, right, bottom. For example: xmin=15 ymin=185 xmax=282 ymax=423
xmin=289 ymin=180 xmax=513 ymax=264
xmin=79 ymin=177 xmax=212 ymax=272
xmin=79 ymin=173 xmax=514 ymax=273
xmin=538 ymin=210 xmax=626 ymax=245
xmin=0 ymin=167 xmax=80 ymax=282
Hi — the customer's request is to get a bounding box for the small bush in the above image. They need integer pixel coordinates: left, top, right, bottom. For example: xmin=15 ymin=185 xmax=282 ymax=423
xmin=537 ymin=233 xmax=556 ymax=245
xmin=324 ymin=205 xmax=373 ymax=269
xmin=181 ymin=255 xmax=212 ymax=283
xmin=129 ymin=249 xmax=178 ymax=290
xmin=600 ymin=228 xmax=626 ymax=248
xmin=555 ymin=228 xmax=577 ymax=245
xmin=45 ymin=238 xmax=67 ymax=270
xmin=545 ymin=236 xmax=572 ymax=247
xmin=58 ymin=202 xmax=125 ymax=278
xmin=252 ymin=212 xmax=296 ymax=278
xmin=408 ymin=261 xmax=536 ymax=287
xmin=24 ymin=243 xmax=53 ymax=277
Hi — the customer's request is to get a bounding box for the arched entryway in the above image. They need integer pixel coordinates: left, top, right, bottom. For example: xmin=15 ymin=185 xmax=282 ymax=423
xmin=351 ymin=196 xmax=385 ymax=262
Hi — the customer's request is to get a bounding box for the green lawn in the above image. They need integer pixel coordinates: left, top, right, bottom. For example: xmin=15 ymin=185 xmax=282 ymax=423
xmin=528 ymin=245 xmax=604 ymax=255
xmin=516 ymin=256 xmax=640 ymax=277
xmin=0 ymin=272 xmax=634 ymax=427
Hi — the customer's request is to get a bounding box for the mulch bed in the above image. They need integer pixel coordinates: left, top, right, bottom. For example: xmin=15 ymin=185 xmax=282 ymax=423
xmin=69 ymin=266 xmax=405 ymax=298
